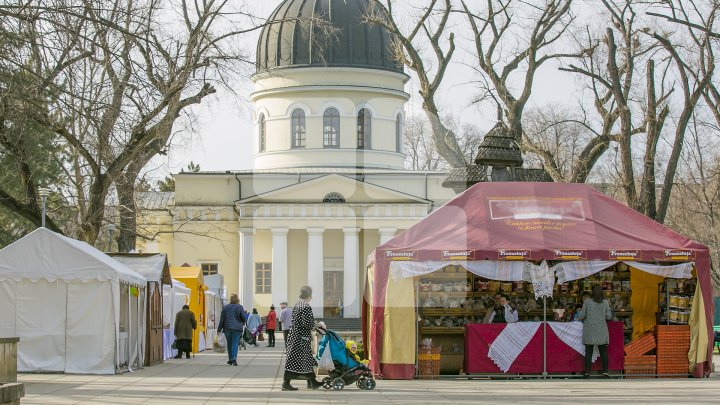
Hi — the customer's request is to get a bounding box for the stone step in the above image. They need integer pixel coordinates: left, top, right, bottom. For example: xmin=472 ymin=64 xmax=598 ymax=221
xmin=316 ymin=317 xmax=362 ymax=331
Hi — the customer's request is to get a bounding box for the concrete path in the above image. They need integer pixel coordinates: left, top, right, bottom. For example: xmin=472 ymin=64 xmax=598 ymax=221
xmin=18 ymin=344 xmax=720 ymax=405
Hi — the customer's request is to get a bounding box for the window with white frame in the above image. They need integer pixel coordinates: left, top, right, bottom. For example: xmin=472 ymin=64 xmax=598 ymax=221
xmin=396 ymin=114 xmax=403 ymax=153
xmin=259 ymin=113 xmax=266 ymax=152
xmin=201 ymin=262 xmax=219 ymax=276
xmin=357 ymin=108 xmax=371 ymax=149
xmin=256 ymin=262 xmax=272 ymax=294
xmin=323 ymin=108 xmax=340 ymax=148
xmin=291 ymin=109 xmax=306 ymax=148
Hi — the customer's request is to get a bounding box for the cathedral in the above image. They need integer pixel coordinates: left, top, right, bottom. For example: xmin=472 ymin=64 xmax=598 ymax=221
xmin=140 ymin=0 xmax=456 ymax=319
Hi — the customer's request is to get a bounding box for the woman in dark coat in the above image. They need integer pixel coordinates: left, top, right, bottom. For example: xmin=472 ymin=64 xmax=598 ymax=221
xmin=282 ymin=286 xmax=322 ymax=391
xmin=576 ymin=284 xmax=613 ymax=377
xmin=174 ymin=305 xmax=197 ymax=359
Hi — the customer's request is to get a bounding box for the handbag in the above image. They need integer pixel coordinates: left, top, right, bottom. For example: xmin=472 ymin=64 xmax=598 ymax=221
xmin=172 ymin=339 xmax=178 ymax=350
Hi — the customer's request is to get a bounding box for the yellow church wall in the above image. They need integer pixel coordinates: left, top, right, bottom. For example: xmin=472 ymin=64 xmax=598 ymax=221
xmin=174 ymin=174 xmax=239 ymax=205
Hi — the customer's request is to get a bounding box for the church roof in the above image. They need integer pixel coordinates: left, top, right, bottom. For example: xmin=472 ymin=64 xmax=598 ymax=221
xmin=256 ymin=0 xmax=402 ymax=73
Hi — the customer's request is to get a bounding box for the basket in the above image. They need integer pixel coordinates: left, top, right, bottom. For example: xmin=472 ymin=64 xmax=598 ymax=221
xmin=624 ymin=333 xmax=656 ymax=357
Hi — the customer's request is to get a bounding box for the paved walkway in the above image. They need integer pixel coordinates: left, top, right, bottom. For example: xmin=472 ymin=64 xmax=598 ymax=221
xmin=18 ymin=344 xmax=720 ymax=405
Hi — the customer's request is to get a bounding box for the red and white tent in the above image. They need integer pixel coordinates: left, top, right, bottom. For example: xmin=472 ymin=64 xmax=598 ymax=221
xmin=365 ymin=182 xmax=714 ymax=379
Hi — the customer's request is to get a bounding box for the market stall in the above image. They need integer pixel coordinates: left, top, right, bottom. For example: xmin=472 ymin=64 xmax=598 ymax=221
xmin=170 ymin=265 xmax=207 ymax=353
xmin=204 ymin=290 xmax=224 ymax=350
xmin=111 ymin=253 xmax=171 ymax=366
xmin=0 ymin=228 xmax=147 ymax=374
xmin=364 ymin=182 xmax=714 ymax=379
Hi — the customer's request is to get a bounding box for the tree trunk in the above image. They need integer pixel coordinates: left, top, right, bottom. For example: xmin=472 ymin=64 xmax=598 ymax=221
xmin=638 ymin=59 xmax=659 ymax=220
xmin=116 ymin=175 xmax=137 ymax=253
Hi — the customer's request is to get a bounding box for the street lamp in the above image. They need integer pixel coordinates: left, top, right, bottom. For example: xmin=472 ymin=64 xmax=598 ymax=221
xmin=107 ymin=223 xmax=116 ymax=252
xmin=38 ymin=187 xmax=50 ymax=228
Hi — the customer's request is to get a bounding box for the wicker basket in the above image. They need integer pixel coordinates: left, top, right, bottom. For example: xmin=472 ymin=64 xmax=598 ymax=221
xmin=624 ymin=333 xmax=656 ymax=357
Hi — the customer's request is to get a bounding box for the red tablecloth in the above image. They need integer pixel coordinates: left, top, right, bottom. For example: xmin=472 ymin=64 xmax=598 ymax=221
xmin=464 ymin=322 xmax=624 ymax=374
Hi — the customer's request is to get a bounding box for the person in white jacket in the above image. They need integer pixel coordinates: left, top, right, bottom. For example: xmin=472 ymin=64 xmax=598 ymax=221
xmin=484 ymin=293 xmax=518 ymax=324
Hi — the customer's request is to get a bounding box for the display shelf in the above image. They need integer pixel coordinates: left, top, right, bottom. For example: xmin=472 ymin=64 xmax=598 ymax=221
xmin=419 ymin=291 xmax=471 ymax=298
xmin=420 ymin=273 xmax=471 ymax=280
xmin=420 ymin=308 xmax=475 ymax=316
xmin=473 ymin=291 xmax=531 ymax=297
xmin=420 ymin=327 xmax=465 ymax=334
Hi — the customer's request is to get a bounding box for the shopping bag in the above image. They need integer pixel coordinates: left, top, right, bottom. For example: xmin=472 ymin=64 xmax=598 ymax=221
xmin=217 ymin=334 xmax=227 ymax=348
xmin=318 ymin=346 xmax=335 ymax=371
xmin=257 ymin=332 xmax=264 ymax=341
xmin=171 ymin=339 xmax=178 ymax=350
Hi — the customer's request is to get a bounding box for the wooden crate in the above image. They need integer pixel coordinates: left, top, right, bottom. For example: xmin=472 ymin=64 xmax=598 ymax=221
xmin=417 ymin=347 xmax=441 ymax=379
xmin=624 ymin=363 xmax=656 ymax=379
xmin=624 ymin=333 xmax=656 ymax=357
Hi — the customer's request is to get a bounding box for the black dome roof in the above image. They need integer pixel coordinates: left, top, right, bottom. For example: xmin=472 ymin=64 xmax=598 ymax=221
xmin=256 ymin=0 xmax=403 ymax=73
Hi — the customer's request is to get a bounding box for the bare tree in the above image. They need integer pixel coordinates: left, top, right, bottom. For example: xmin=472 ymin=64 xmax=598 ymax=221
xmin=404 ymin=114 xmax=482 ymax=170
xmin=460 ymin=0 xmax=577 ymax=150
xmin=550 ymin=1 xmax=714 ymax=223
xmin=367 ymin=0 xmax=465 ymax=167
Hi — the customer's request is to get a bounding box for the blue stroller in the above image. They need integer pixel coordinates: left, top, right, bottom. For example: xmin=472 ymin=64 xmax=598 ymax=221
xmin=317 ymin=330 xmax=376 ymax=390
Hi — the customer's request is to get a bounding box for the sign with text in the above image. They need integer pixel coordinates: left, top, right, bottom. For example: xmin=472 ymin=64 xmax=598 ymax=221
xmin=497 ymin=249 xmax=531 ymax=261
xmin=383 ymin=250 xmax=418 ymax=261
xmin=609 ymin=249 xmax=641 ymax=261
xmin=663 ymin=250 xmax=695 ymax=261
xmin=441 ymin=250 xmax=475 ymax=260
xmin=553 ymin=249 xmax=587 ymax=260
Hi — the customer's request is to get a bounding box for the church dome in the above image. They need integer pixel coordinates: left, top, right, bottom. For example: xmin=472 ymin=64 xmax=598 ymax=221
xmin=256 ymin=0 xmax=402 ymax=73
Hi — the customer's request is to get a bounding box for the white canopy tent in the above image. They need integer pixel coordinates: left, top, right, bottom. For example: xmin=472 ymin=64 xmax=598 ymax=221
xmin=204 ymin=290 xmax=224 ymax=350
xmin=162 ymin=279 xmax=191 ymax=359
xmin=0 ymin=228 xmax=147 ymax=374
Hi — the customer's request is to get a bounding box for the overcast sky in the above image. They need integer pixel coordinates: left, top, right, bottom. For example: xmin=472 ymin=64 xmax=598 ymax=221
xmin=159 ymin=0 xmax=588 ymax=178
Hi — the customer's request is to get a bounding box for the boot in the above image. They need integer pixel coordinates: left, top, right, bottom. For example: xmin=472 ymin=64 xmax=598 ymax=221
xmin=282 ymin=371 xmax=298 ymax=391
xmin=308 ymin=379 xmax=323 ymax=390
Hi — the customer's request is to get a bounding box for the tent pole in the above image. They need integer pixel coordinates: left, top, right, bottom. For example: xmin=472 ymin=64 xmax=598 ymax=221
xmin=542 ymin=296 xmax=547 ymax=379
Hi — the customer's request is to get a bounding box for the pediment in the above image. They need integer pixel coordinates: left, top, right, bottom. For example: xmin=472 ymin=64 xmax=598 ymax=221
xmin=238 ymin=174 xmax=429 ymax=204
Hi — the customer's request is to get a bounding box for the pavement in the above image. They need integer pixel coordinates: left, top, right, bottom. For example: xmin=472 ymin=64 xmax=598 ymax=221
xmin=17 ymin=342 xmax=720 ymax=405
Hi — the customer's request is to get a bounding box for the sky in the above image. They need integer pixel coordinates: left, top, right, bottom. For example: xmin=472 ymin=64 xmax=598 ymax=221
xmin=160 ymin=0 xmax=585 ymax=178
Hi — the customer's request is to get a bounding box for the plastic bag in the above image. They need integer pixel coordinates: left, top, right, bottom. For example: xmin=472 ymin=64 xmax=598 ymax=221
xmin=217 ymin=333 xmax=227 ymax=348
xmin=318 ymin=346 xmax=335 ymax=371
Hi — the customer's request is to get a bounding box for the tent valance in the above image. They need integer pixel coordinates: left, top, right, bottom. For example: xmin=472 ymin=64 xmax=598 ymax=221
xmin=390 ymin=259 xmax=694 ymax=299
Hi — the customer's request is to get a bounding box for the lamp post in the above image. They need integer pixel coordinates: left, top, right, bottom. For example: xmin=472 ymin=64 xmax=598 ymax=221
xmin=108 ymin=223 xmax=116 ymax=252
xmin=38 ymin=187 xmax=50 ymax=228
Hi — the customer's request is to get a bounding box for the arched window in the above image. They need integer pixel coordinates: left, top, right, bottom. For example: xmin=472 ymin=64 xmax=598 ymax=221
xmin=323 ymin=108 xmax=340 ymax=148
xmin=357 ymin=108 xmax=371 ymax=149
xmin=395 ymin=114 xmax=403 ymax=153
xmin=258 ymin=113 xmax=266 ymax=152
xmin=323 ymin=192 xmax=345 ymax=203
xmin=291 ymin=109 xmax=306 ymax=148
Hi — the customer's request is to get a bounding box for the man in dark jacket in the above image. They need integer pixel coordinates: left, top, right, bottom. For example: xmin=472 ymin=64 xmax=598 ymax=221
xmin=174 ymin=305 xmax=197 ymax=359
xmin=218 ymin=294 xmax=246 ymax=366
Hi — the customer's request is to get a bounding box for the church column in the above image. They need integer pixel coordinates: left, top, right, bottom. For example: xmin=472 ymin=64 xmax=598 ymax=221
xmin=307 ymin=227 xmax=324 ymax=318
xmin=271 ymin=228 xmax=289 ymax=308
xmin=379 ymin=227 xmax=397 ymax=244
xmin=238 ymin=228 xmax=255 ymax=309
xmin=343 ymin=227 xmax=360 ymax=318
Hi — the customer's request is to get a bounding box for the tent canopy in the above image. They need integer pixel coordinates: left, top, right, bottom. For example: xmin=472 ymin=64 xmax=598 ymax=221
xmin=371 ymin=182 xmax=707 ymax=262
xmin=365 ymin=182 xmax=714 ymax=379
xmin=110 ymin=253 xmax=171 ymax=284
xmin=0 ymin=228 xmax=146 ymax=285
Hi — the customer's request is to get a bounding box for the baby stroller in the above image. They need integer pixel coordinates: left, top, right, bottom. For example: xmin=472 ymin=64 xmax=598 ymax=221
xmin=317 ymin=330 xmax=376 ymax=390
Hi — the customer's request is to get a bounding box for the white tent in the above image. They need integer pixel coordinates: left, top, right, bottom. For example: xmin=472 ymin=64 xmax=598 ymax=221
xmin=0 ymin=228 xmax=147 ymax=374
xmin=204 ymin=290 xmax=224 ymax=350
xmin=162 ymin=279 xmax=191 ymax=359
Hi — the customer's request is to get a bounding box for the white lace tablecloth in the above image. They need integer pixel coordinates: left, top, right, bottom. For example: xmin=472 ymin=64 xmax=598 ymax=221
xmin=487 ymin=322 xmax=542 ymax=373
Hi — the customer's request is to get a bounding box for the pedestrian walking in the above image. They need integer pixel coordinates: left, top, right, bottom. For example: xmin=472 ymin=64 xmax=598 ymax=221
xmin=217 ymin=294 xmax=246 ymax=366
xmin=266 ymin=305 xmax=277 ymax=347
xmin=173 ymin=304 xmax=196 ymax=359
xmin=279 ymin=301 xmax=292 ymax=346
xmin=576 ymin=284 xmax=613 ymax=378
xmin=247 ymin=308 xmax=261 ymax=347
xmin=282 ymin=286 xmax=323 ymax=391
